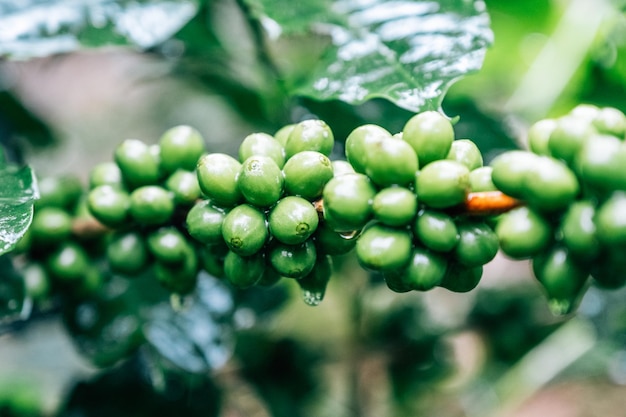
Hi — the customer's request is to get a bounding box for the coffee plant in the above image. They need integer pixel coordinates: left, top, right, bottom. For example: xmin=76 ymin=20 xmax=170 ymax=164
xmin=2 ymin=0 xmax=626 ymax=416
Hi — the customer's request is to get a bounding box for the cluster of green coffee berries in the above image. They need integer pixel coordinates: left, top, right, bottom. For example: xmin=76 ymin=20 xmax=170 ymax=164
xmin=491 ymin=104 xmax=626 ymax=314
xmin=329 ymin=111 xmax=498 ymax=294
xmin=24 ymin=104 xmax=626 ymax=312
xmin=86 ymin=126 xmax=206 ymax=294
xmin=186 ymin=120 xmax=342 ymax=305
xmin=14 ymin=176 xmax=104 ymax=304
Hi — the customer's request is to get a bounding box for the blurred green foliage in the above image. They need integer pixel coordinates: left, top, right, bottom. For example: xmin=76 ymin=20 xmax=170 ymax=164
xmin=1 ymin=0 xmax=626 ymax=416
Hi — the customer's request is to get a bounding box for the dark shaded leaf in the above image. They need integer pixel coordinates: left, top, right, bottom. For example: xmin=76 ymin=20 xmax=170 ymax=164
xmin=0 ymin=256 xmax=26 ymax=323
xmin=0 ymin=90 xmax=56 ymax=153
xmin=236 ymin=330 xmax=323 ymax=417
xmin=442 ymin=98 xmax=520 ymax=162
xmin=61 ymin=356 xmax=221 ymax=417
xmin=62 ymin=275 xmax=148 ymax=368
xmin=144 ymin=271 xmax=235 ymax=373
xmin=63 ymin=268 xmax=236 ymax=373
xmin=246 ymin=0 xmax=493 ymax=111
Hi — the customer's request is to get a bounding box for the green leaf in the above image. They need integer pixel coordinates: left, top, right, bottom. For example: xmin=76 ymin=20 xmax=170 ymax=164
xmin=0 ymin=0 xmax=199 ymax=59
xmin=246 ymin=0 xmax=493 ymax=111
xmin=144 ymin=272 xmax=235 ymax=373
xmin=0 ymin=163 xmax=38 ymax=256
xmin=0 ymin=90 xmax=56 ymax=149
xmin=0 ymin=256 xmax=26 ymax=323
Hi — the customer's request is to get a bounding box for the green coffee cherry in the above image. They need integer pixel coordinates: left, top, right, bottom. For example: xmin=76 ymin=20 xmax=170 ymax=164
xmin=159 ymin=125 xmax=206 ymax=172
xmin=87 ymin=185 xmax=130 ymax=227
xmin=313 ymin=221 xmax=357 ymax=255
xmin=165 ymin=169 xmax=201 ymax=205
xmin=155 ymin=261 xmax=195 ymax=294
xmin=199 ymin=243 xmax=228 ymax=278
xmin=269 ymin=240 xmax=317 ymax=279
xmin=237 ymin=156 xmax=284 ymax=208
xmin=196 ymin=153 xmax=243 ymax=207
xmin=532 ymin=246 xmax=589 ymax=315
xmin=575 ymin=135 xmax=626 ymax=192
xmin=72 ymin=266 xmax=104 ymax=298
xmin=416 ymin=160 xmax=470 ymax=209
xmin=322 ymin=173 xmax=376 ymax=232
xmin=383 ymin=271 xmax=412 ymax=293
xmin=570 ymin=104 xmax=600 ymax=120
xmin=258 ymin=268 xmax=283 ymax=286
xmin=413 ymin=210 xmax=459 ymax=252
xmin=224 ymin=251 xmax=265 ymax=289
xmin=36 ymin=176 xmax=83 ymax=210
xmin=274 ymin=124 xmax=296 ymax=147
xmin=269 ymin=196 xmax=319 ymax=245
xmin=114 ymin=139 xmax=162 ymax=188
xmin=89 ymin=162 xmax=123 ymax=189
xmin=364 ymin=137 xmax=419 ymax=187
xmin=222 ymin=204 xmax=268 ymax=256
xmin=439 ymin=263 xmax=483 ymax=293
xmin=388 ymin=247 xmax=448 ymax=291
xmin=186 ymin=200 xmax=227 ymax=245
xmin=239 ymin=132 xmax=285 ymax=168
xmin=297 ymin=254 xmax=332 ymax=306
xmin=285 ymin=120 xmax=334 ymax=159
xmin=595 ymin=192 xmax=626 ymax=246
xmin=47 ymin=242 xmax=90 ymax=282
xmin=402 ymin=111 xmax=454 ymax=166
xmin=147 ymin=227 xmax=189 ymax=264
xmin=154 ymin=245 xmax=198 ymax=294
xmin=548 ymin=116 xmax=594 ymax=165
xmin=129 ymin=185 xmax=175 ymax=225
xmin=524 ymin=156 xmax=579 ymax=211
xmin=107 ymin=231 xmax=149 ymax=275
xmin=345 ymin=124 xmax=390 ymax=174
xmin=282 ymin=151 xmax=334 ymax=200
xmin=559 ymin=200 xmax=599 ymax=259
xmin=73 ymin=198 xmax=92 ymax=220
xmin=372 ymin=187 xmax=417 ymax=227
xmin=446 ymin=139 xmax=483 ymax=170
xmin=592 ymin=107 xmax=626 ymax=137
xmin=355 ymin=224 xmax=412 ymax=271
xmin=22 ymin=263 xmax=50 ymax=302
xmin=332 ymin=160 xmax=356 ymax=177
xmin=30 ymin=207 xmax=73 ymax=245
xmin=527 ymin=118 xmax=557 ymax=156
xmin=495 ymin=206 xmax=552 ymax=259
xmin=454 ymin=221 xmax=499 ymax=267
xmin=490 ymin=150 xmax=539 ymax=199
xmin=469 ymin=166 xmax=497 ymax=192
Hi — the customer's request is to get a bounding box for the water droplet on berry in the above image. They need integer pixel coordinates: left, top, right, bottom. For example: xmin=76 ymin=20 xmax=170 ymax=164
xmin=302 ymin=289 xmax=324 ymax=306
xmin=547 ymin=297 xmax=575 ymax=316
xmin=339 ymin=230 xmax=359 ymax=240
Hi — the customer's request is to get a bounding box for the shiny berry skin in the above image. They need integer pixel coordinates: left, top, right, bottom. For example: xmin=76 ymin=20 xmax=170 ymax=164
xmin=269 ymin=196 xmax=319 ymax=245
xmin=114 ymin=139 xmax=162 ymax=188
xmin=129 ymin=186 xmax=175 ymax=226
xmin=196 ymin=153 xmax=243 ymax=207
xmin=285 ymin=120 xmax=334 ymax=159
xmin=159 ymin=125 xmax=206 ymax=172
xmin=415 ymin=160 xmax=470 ymax=209
xmin=221 ymin=204 xmax=268 ymax=256
xmin=402 ymin=111 xmax=454 ymax=166
xmin=282 ymin=151 xmax=334 ymax=201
